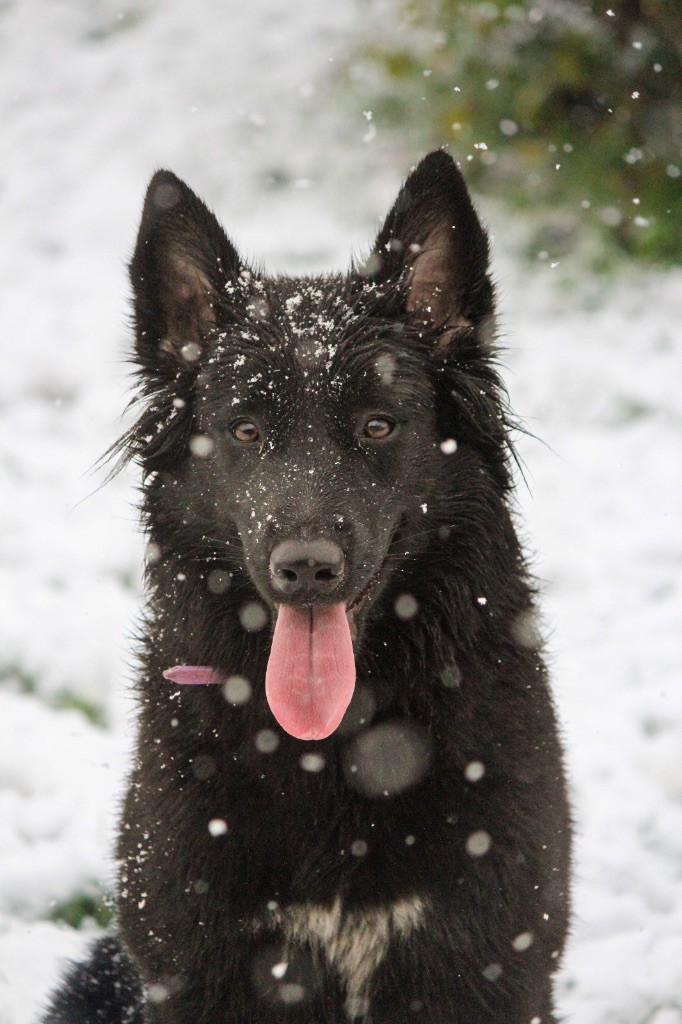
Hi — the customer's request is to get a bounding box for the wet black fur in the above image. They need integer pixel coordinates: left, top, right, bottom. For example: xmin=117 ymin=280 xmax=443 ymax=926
xmin=44 ymin=151 xmax=571 ymax=1024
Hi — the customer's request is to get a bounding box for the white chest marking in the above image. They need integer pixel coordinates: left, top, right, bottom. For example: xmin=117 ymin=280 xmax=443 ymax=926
xmin=262 ymin=896 xmax=426 ymax=1016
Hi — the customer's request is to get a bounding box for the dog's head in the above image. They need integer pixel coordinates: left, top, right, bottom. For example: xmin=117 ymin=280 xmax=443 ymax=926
xmin=125 ymin=151 xmax=510 ymax=739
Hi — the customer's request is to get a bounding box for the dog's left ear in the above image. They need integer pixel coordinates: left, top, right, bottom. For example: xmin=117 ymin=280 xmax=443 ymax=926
xmin=365 ymin=150 xmax=494 ymax=336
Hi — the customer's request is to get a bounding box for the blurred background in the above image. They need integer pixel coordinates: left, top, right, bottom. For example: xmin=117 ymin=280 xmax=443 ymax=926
xmin=1 ymin=1 xmax=680 ymax=1022
xmin=352 ymin=0 xmax=681 ymax=266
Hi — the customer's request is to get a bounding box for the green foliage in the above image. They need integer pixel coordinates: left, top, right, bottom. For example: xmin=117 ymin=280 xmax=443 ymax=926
xmin=353 ymin=0 xmax=681 ymax=264
xmin=0 ymin=662 xmax=38 ymax=692
xmin=0 ymin=666 xmax=107 ymax=727
xmin=52 ymin=690 xmax=107 ymax=728
xmin=85 ymin=9 xmax=146 ymax=43
xmin=50 ymin=890 xmax=114 ymax=930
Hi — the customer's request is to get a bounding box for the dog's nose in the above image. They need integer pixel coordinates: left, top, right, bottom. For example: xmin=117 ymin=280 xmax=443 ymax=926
xmin=270 ymin=539 xmax=345 ymax=598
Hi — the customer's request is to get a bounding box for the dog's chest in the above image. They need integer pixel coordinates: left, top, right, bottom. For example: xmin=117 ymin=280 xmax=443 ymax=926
xmin=256 ymin=896 xmax=426 ymax=1015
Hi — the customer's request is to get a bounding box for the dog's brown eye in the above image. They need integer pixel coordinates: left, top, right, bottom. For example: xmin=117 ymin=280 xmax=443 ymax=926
xmin=231 ymin=420 xmax=260 ymax=444
xmin=363 ymin=417 xmax=395 ymax=440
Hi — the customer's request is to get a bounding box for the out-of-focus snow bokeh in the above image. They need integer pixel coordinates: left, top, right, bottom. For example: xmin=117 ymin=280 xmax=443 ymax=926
xmin=1 ymin=2 xmax=680 ymax=1022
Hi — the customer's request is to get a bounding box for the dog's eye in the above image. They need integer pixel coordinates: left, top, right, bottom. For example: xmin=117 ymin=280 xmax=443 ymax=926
xmin=231 ymin=420 xmax=260 ymax=444
xmin=363 ymin=417 xmax=395 ymax=440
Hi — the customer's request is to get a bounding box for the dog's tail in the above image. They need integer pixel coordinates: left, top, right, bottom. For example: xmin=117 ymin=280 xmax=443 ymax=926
xmin=43 ymin=936 xmax=143 ymax=1024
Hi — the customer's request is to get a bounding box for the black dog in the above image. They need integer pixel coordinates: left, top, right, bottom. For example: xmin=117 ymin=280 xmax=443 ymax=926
xmin=44 ymin=151 xmax=571 ymax=1024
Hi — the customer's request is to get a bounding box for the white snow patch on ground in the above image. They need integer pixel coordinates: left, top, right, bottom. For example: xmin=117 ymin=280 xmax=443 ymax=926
xmin=1 ymin=1 xmax=681 ymax=1022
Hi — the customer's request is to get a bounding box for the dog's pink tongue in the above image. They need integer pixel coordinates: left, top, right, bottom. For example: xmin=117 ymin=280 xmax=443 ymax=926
xmin=266 ymin=603 xmax=356 ymax=741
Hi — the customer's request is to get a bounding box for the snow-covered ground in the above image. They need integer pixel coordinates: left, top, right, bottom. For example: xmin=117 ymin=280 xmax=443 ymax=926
xmin=1 ymin=2 xmax=680 ymax=1021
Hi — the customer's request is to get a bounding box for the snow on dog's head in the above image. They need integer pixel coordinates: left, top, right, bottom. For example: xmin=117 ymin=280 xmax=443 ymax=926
xmin=121 ymin=152 xmax=511 ymax=739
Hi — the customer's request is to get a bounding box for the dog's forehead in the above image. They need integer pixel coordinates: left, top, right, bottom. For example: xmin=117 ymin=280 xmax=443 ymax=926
xmin=210 ymin=274 xmax=413 ymax=406
xmin=270 ymin=275 xmax=349 ymax=372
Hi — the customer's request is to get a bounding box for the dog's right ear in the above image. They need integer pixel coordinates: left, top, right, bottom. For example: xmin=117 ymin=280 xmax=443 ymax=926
xmin=129 ymin=171 xmax=249 ymax=377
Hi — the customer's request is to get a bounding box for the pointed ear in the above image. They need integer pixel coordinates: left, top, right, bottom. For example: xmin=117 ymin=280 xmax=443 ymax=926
xmin=367 ymin=151 xmax=494 ymax=333
xmin=129 ymin=171 xmax=249 ymax=375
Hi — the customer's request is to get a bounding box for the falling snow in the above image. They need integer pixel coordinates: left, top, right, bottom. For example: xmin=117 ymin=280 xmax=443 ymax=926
xmin=512 ymin=931 xmax=535 ymax=952
xmin=207 ymin=818 xmax=228 ymax=838
xmin=394 ymin=593 xmax=419 ymax=620
xmin=374 ymin=354 xmax=397 ymax=385
xmin=510 ymin=609 xmax=542 ymax=650
xmin=300 ymin=752 xmax=325 ymax=773
xmin=180 ymin=342 xmax=201 ymax=363
xmin=206 ymin=569 xmax=231 ymax=595
xmin=222 ymin=675 xmax=252 ymax=705
xmin=344 ymin=721 xmax=433 ymax=798
xmin=255 ymin=729 xmax=280 ymax=754
xmin=239 ymin=601 xmax=269 ymax=632
xmin=464 ymin=761 xmax=485 ymax=783
xmin=465 ymin=830 xmax=492 ymax=857
xmin=189 ymin=434 xmax=214 ymax=458
xmin=146 ymin=983 xmax=170 ymax=1004
xmin=440 ymin=663 xmax=462 ymax=689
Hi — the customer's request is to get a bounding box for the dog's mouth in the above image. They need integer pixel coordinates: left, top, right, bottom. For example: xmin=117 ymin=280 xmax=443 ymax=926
xmin=265 ymin=603 xmax=354 ymax=742
xmin=264 ymin=565 xmax=385 ymax=741
xmin=163 ymin=556 xmax=391 ymax=743
xmin=347 ymin=565 xmax=383 ymax=613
